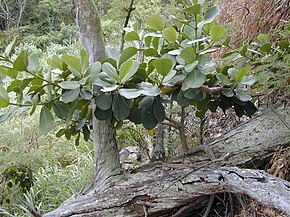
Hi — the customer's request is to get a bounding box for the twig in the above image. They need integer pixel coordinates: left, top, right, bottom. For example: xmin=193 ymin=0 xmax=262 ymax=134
xmin=202 ymin=194 xmax=215 ymax=217
xmin=120 ymin=0 xmax=135 ymax=52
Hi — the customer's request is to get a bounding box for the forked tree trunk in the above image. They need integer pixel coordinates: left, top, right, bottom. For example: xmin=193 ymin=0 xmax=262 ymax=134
xmin=44 ymin=106 xmax=290 ymax=216
xmin=72 ymin=0 xmax=121 ymax=192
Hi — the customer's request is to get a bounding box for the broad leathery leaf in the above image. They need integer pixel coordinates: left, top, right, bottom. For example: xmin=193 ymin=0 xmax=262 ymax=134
xmin=257 ymin=34 xmax=270 ymax=44
xmin=101 ymin=84 xmax=119 ymax=92
xmin=235 ymin=67 xmax=251 ymax=82
xmin=182 ymin=4 xmax=201 ymax=15
xmin=183 ymin=88 xmax=202 ymax=100
xmin=141 ymin=106 xmax=158 ymax=130
xmin=210 ymin=25 xmax=226 ymax=41
xmin=76 ymin=118 xmax=86 ymax=131
xmin=120 ymin=60 xmax=139 ymax=83
xmin=39 ymin=106 xmax=54 ymax=135
xmin=119 ymin=89 xmax=141 ymax=99
xmin=223 ymin=36 xmax=231 ymax=46
xmin=6 ymin=69 xmax=18 ymax=79
xmin=144 ymin=48 xmax=159 ymax=57
xmin=13 ymin=50 xmax=29 ymax=71
xmin=216 ymin=73 xmax=233 ymax=86
xmin=240 ymin=45 xmax=248 ymax=56
xmin=83 ymin=125 xmax=90 ymax=142
xmin=146 ymin=14 xmax=164 ymax=31
xmin=163 ymin=27 xmax=177 ymax=42
xmin=4 ymin=38 xmax=16 ymax=57
xmin=278 ymin=40 xmax=289 ymax=49
xmin=27 ymin=53 xmax=39 ymax=73
xmin=236 ymin=89 xmax=251 ymax=102
xmin=260 ymin=43 xmax=272 ymax=52
xmin=222 ymin=89 xmax=234 ymax=97
xmin=80 ymin=49 xmax=89 ymax=73
xmin=94 ymin=107 xmax=112 ymax=120
xmin=130 ymin=108 xmax=142 ymax=124
xmin=119 ymin=47 xmax=137 ymax=67
xmin=102 ymin=62 xmax=119 ymax=81
xmin=53 ymin=100 xmax=69 ymax=120
xmin=59 ymin=81 xmax=80 ymax=90
xmin=0 ymin=86 xmax=10 ymax=108
xmin=62 ymin=88 xmax=80 ymax=103
xmin=180 ymin=47 xmax=196 ymax=63
xmin=198 ymin=6 xmax=219 ymax=28
xmin=84 ymin=62 xmax=101 ymax=77
xmin=203 ymin=19 xmax=216 ymax=33
xmin=138 ymin=96 xmax=154 ymax=109
xmin=124 ymin=31 xmax=140 ymax=41
xmin=112 ymin=93 xmax=130 ymax=120
xmin=182 ymin=69 xmax=206 ymax=90
xmin=95 ymin=94 xmax=112 ymax=110
xmin=153 ymin=58 xmax=172 ymax=76
xmin=177 ymin=90 xmax=193 ymax=107
xmin=153 ymin=98 xmax=165 ymax=122
xmin=139 ymin=82 xmax=160 ymax=96
xmin=61 ymin=54 xmax=81 ymax=73
xmin=51 ymin=55 xmax=65 ymax=70
xmin=80 ymin=89 xmax=93 ymax=100
xmin=240 ymin=75 xmax=256 ymax=85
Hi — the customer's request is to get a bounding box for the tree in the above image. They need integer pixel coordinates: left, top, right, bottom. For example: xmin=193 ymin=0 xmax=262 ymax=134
xmin=0 ymin=0 xmax=289 ymax=216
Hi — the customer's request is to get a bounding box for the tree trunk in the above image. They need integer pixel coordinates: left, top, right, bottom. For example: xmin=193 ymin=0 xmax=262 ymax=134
xmin=72 ymin=0 xmax=121 ymax=192
xmin=44 ymin=106 xmax=290 ymax=216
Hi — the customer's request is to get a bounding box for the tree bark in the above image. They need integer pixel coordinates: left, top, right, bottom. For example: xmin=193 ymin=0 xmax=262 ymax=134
xmin=72 ymin=0 xmax=121 ymax=192
xmin=44 ymin=106 xmax=290 ymax=216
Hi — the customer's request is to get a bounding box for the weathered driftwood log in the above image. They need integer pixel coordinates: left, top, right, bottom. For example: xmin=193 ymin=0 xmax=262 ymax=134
xmin=44 ymin=106 xmax=290 ymax=217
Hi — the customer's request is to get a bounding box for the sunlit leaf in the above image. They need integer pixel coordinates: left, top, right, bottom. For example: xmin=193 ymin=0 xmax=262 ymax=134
xmin=0 ymin=86 xmax=9 ymax=108
xmin=62 ymin=88 xmax=80 ymax=103
xmin=180 ymin=47 xmax=196 ymax=63
xmin=182 ymin=4 xmax=201 ymax=15
xmin=120 ymin=60 xmax=139 ymax=83
xmin=210 ymin=25 xmax=226 ymax=41
xmin=59 ymin=81 xmax=80 ymax=90
xmin=182 ymin=69 xmax=206 ymax=90
xmin=198 ymin=6 xmax=219 ymax=28
xmin=124 ymin=31 xmax=140 ymax=41
xmin=119 ymin=47 xmax=138 ymax=67
xmin=146 ymin=14 xmax=164 ymax=31
xmin=13 ymin=50 xmax=29 ymax=71
xmin=163 ymin=27 xmax=177 ymax=42
xmin=153 ymin=58 xmax=173 ymax=76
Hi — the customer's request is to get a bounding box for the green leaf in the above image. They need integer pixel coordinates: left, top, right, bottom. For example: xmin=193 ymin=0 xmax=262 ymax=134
xmin=80 ymin=49 xmax=89 ymax=73
xmin=53 ymin=100 xmax=69 ymax=120
xmin=180 ymin=47 xmax=196 ymax=63
xmin=257 ymin=34 xmax=270 ymax=44
xmin=141 ymin=106 xmax=158 ymax=129
xmin=210 ymin=25 xmax=226 ymax=41
xmin=139 ymin=82 xmax=160 ymax=96
xmin=119 ymin=47 xmax=138 ymax=67
xmin=163 ymin=27 xmax=177 ymax=42
xmin=119 ymin=89 xmax=141 ymax=99
xmin=260 ymin=43 xmax=272 ymax=52
xmin=95 ymin=94 xmax=112 ymax=110
xmin=236 ymin=89 xmax=251 ymax=102
xmin=198 ymin=6 xmax=219 ymax=28
xmin=153 ymin=58 xmax=173 ymax=76
xmin=278 ymin=40 xmax=289 ymax=49
xmin=59 ymin=81 xmax=80 ymax=90
xmin=235 ymin=67 xmax=250 ymax=82
xmin=124 ymin=31 xmax=140 ymax=41
xmin=130 ymin=109 xmax=142 ymax=124
xmin=112 ymin=94 xmax=130 ymax=120
xmin=153 ymin=98 xmax=165 ymax=122
xmin=6 ymin=69 xmax=18 ymax=79
xmin=0 ymin=86 xmax=10 ymax=108
xmin=182 ymin=4 xmax=201 ymax=15
xmin=146 ymin=14 xmax=164 ymax=31
xmin=102 ymin=62 xmax=119 ymax=81
xmin=0 ymin=108 xmax=17 ymax=122
xmin=85 ymin=62 xmax=102 ymax=77
xmin=183 ymin=88 xmax=203 ymax=100
xmin=94 ymin=107 xmax=112 ymax=120
xmin=182 ymin=69 xmax=206 ymax=90
xmin=27 ymin=53 xmax=39 ymax=72
xmin=83 ymin=125 xmax=90 ymax=142
xmin=4 ymin=38 xmax=16 ymax=57
xmin=222 ymin=36 xmax=231 ymax=46
xmin=144 ymin=48 xmax=159 ymax=57
xmin=39 ymin=106 xmax=54 ymax=135
xmin=80 ymin=89 xmax=93 ymax=100
xmin=216 ymin=73 xmax=233 ymax=86
xmin=61 ymin=54 xmax=81 ymax=73
xmin=240 ymin=75 xmax=256 ymax=85
xmin=13 ymin=50 xmax=29 ymax=71
xmin=120 ymin=60 xmax=139 ymax=83
xmin=62 ymin=88 xmax=80 ymax=103
xmin=240 ymin=45 xmax=248 ymax=56
xmin=177 ymin=90 xmax=192 ymax=107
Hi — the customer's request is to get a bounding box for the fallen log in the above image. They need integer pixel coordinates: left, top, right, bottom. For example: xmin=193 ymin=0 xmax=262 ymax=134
xmin=44 ymin=106 xmax=290 ymax=216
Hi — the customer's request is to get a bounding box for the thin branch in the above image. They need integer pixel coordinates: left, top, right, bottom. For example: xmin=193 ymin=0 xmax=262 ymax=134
xmin=164 ymin=116 xmax=182 ymax=128
xmin=120 ymin=0 xmax=135 ymax=52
